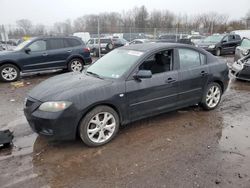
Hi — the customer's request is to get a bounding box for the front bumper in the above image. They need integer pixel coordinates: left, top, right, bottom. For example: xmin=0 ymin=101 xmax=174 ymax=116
xmin=23 ymin=97 xmax=80 ymax=140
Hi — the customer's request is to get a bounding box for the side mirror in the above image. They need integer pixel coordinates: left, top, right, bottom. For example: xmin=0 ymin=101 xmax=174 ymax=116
xmin=24 ymin=48 xmax=31 ymax=54
xmin=222 ymin=40 xmax=227 ymax=43
xmin=134 ymin=70 xmax=152 ymax=80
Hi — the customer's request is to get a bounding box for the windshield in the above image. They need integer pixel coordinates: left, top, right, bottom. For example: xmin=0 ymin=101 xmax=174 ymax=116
xmin=86 ymin=49 xmax=143 ymax=79
xmin=13 ymin=40 xmax=31 ymax=51
xmin=241 ymin=38 xmax=250 ymax=48
xmin=203 ymin=35 xmax=224 ymax=43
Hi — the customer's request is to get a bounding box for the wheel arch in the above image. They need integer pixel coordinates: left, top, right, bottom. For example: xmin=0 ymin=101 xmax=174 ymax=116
xmin=67 ymin=55 xmax=85 ymax=66
xmin=210 ymin=80 xmax=224 ymax=93
xmin=0 ymin=60 xmax=21 ymax=71
xmin=75 ymin=102 xmax=123 ymax=137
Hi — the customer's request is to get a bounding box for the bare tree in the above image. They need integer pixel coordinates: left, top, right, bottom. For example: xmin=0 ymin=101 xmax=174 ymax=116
xmin=16 ymin=19 xmax=32 ymax=35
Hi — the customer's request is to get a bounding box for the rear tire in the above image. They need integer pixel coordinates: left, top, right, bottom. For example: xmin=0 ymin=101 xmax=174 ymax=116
xmin=68 ymin=58 xmax=84 ymax=72
xmin=0 ymin=64 xmax=20 ymax=82
xmin=79 ymin=105 xmax=120 ymax=147
xmin=201 ymin=82 xmax=222 ymax=110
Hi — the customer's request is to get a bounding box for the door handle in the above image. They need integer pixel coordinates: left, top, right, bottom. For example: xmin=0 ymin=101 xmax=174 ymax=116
xmin=42 ymin=53 xmax=48 ymax=56
xmin=200 ymin=71 xmax=208 ymax=76
xmin=67 ymin=50 xmax=72 ymax=53
xmin=166 ymin=77 xmax=176 ymax=84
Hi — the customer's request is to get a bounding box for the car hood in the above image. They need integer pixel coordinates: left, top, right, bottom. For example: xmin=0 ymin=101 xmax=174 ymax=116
xmin=28 ymin=72 xmax=113 ymax=102
xmin=0 ymin=50 xmax=17 ymax=56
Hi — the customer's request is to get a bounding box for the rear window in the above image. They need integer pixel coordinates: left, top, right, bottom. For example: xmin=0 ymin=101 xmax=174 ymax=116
xmin=64 ymin=38 xmax=82 ymax=47
xmin=100 ymin=39 xmax=112 ymax=43
xmin=47 ymin=39 xmax=64 ymax=50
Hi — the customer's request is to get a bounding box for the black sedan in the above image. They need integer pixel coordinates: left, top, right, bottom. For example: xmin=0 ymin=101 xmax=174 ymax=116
xmin=24 ymin=43 xmax=229 ymax=147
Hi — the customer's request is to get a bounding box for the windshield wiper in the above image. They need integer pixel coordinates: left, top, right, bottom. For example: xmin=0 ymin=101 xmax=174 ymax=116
xmin=86 ymin=71 xmax=103 ymax=79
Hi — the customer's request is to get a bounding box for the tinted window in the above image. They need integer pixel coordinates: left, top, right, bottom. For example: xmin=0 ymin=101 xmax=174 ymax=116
xmin=179 ymin=49 xmax=201 ymax=70
xmin=65 ymin=38 xmax=82 ymax=47
xmin=100 ymin=39 xmax=112 ymax=43
xmin=47 ymin=39 xmax=64 ymax=50
xmin=229 ymin=35 xmax=235 ymax=41
xmin=28 ymin=40 xmax=46 ymax=52
xmin=139 ymin=50 xmax=173 ymax=74
xmin=235 ymin=35 xmax=241 ymax=40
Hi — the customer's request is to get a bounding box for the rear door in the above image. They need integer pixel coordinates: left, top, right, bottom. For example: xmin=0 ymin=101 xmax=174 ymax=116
xmin=177 ymin=48 xmax=209 ymax=106
xmin=46 ymin=38 xmax=69 ymax=68
xmin=125 ymin=49 xmax=179 ymax=121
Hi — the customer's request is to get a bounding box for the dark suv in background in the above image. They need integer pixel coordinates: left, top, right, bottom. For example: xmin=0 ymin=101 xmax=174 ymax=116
xmin=197 ymin=34 xmax=241 ymax=56
xmin=0 ymin=36 xmax=92 ymax=82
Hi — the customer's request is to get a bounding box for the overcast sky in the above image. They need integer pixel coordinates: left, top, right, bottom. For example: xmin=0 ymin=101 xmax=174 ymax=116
xmin=0 ymin=0 xmax=249 ymax=25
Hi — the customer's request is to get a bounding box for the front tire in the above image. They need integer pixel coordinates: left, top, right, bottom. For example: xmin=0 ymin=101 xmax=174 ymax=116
xmin=201 ymin=82 xmax=222 ymax=110
xmin=0 ymin=64 xmax=20 ymax=82
xmin=215 ymin=48 xmax=221 ymax=56
xmin=79 ymin=106 xmax=120 ymax=147
xmin=68 ymin=58 xmax=84 ymax=72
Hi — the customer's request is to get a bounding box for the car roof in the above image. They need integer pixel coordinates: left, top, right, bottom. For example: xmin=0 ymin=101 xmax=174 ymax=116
xmin=33 ymin=36 xmax=81 ymax=40
xmin=120 ymin=42 xmax=194 ymax=52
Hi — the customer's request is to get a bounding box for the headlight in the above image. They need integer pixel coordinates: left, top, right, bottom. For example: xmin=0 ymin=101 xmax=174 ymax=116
xmin=208 ymin=45 xmax=215 ymax=49
xmin=242 ymin=49 xmax=250 ymax=56
xmin=195 ymin=44 xmax=199 ymax=47
xmin=39 ymin=101 xmax=72 ymax=112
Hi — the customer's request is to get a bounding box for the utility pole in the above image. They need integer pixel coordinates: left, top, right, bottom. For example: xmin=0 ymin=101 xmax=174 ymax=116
xmin=98 ymin=18 xmax=101 ymax=58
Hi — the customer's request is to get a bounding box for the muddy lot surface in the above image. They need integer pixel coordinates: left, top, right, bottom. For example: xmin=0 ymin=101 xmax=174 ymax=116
xmin=0 ymin=56 xmax=250 ymax=188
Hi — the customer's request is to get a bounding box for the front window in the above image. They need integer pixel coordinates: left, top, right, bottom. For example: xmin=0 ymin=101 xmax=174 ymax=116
xmin=241 ymin=39 xmax=250 ymax=48
xmin=86 ymin=49 xmax=143 ymax=79
xmin=203 ymin=35 xmax=225 ymax=43
xmin=13 ymin=39 xmax=32 ymax=51
xmin=28 ymin=40 xmax=46 ymax=52
xmin=139 ymin=50 xmax=173 ymax=74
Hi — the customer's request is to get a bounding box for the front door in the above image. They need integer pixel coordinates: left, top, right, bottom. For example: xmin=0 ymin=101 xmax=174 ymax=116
xmin=125 ymin=49 xmax=179 ymax=121
xmin=20 ymin=39 xmax=48 ymax=71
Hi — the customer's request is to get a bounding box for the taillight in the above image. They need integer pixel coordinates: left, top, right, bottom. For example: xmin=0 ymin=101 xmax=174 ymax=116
xmin=84 ymin=48 xmax=90 ymax=53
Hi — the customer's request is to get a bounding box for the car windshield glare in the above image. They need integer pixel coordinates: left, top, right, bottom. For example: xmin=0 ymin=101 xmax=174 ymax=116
xmin=13 ymin=40 xmax=32 ymax=51
xmin=86 ymin=49 xmax=143 ymax=79
xmin=203 ymin=35 xmax=224 ymax=43
xmin=241 ymin=39 xmax=250 ymax=48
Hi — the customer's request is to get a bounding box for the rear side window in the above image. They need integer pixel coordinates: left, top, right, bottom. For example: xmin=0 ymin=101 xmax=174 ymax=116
xmin=235 ymin=35 xmax=241 ymax=40
xmin=28 ymin=40 xmax=46 ymax=52
xmin=47 ymin=39 xmax=64 ymax=50
xmin=179 ymin=48 xmax=204 ymax=70
xmin=65 ymin=38 xmax=82 ymax=47
xmin=100 ymin=39 xmax=112 ymax=43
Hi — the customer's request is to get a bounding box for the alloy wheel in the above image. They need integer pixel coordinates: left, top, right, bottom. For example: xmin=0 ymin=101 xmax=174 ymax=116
xmin=70 ymin=60 xmax=83 ymax=72
xmin=87 ymin=112 xmax=116 ymax=144
xmin=1 ymin=67 xmax=18 ymax=81
xmin=206 ymin=85 xmax=221 ymax=108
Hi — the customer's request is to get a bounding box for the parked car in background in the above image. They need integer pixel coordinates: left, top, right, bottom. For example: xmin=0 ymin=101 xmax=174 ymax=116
xmin=73 ymin=32 xmax=91 ymax=43
xmin=86 ymin=38 xmax=114 ymax=57
xmin=196 ymin=34 xmax=241 ymax=56
xmin=188 ymin=35 xmax=205 ymax=44
xmin=24 ymin=43 xmax=229 ymax=147
xmin=112 ymin=38 xmax=129 ymax=48
xmin=231 ymin=30 xmax=250 ymax=39
xmin=235 ymin=38 xmax=250 ymax=61
xmin=0 ymin=36 xmax=92 ymax=82
xmin=129 ymin=39 xmax=151 ymax=45
xmin=158 ymin=34 xmax=193 ymax=45
xmin=230 ymin=53 xmax=250 ymax=81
